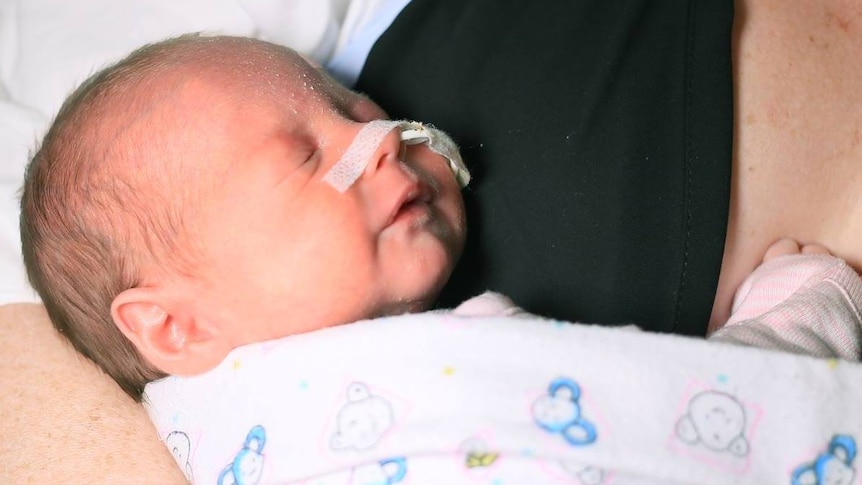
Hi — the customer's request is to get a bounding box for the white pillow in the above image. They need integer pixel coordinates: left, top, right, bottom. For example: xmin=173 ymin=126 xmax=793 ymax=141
xmin=1 ymin=0 xmax=258 ymax=118
xmin=0 ymin=100 xmax=44 ymax=304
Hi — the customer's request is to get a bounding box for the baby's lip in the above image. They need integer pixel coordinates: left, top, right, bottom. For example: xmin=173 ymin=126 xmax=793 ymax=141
xmin=386 ymin=180 xmax=434 ymax=228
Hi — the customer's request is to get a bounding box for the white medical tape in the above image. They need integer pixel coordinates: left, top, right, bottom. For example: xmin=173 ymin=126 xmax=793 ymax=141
xmin=322 ymin=120 xmax=401 ymax=193
xmin=322 ymin=119 xmax=471 ymax=193
xmin=399 ymin=121 xmax=471 ymax=188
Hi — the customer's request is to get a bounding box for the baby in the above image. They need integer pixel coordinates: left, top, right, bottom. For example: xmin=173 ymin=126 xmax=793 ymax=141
xmin=20 ymin=34 xmax=469 ymax=399
xmin=20 ymin=35 xmax=862 ymax=484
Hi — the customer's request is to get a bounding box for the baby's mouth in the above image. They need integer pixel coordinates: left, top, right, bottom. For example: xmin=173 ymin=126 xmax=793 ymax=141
xmin=393 ymin=199 xmax=428 ymax=226
xmin=387 ymin=181 xmax=434 ymax=228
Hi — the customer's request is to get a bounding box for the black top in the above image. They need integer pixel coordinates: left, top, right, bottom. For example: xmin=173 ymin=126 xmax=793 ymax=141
xmin=357 ymin=0 xmax=733 ymax=335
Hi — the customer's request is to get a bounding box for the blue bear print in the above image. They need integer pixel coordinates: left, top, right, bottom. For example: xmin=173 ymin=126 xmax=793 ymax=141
xmin=792 ymin=435 xmax=857 ymax=485
xmin=218 ymin=425 xmax=267 ymax=485
xmin=532 ymin=377 xmax=597 ymax=446
xmin=350 ymin=457 xmax=407 ymax=485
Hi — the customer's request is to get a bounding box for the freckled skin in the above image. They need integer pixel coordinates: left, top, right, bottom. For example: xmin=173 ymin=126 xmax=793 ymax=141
xmin=713 ymin=0 xmax=862 ymax=331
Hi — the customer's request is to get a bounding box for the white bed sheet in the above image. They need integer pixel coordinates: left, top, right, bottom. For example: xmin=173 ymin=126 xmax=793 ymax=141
xmin=0 ymin=0 xmax=367 ymax=306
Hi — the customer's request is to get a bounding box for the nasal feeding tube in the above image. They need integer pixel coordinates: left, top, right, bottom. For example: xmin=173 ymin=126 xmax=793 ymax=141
xmin=321 ymin=120 xmax=471 ymax=193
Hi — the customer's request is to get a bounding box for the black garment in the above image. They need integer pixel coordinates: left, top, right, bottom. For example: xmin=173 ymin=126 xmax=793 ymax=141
xmin=356 ymin=0 xmax=733 ymax=335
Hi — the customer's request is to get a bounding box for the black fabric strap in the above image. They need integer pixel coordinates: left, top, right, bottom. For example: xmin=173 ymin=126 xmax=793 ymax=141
xmin=357 ymin=0 xmax=733 ymax=335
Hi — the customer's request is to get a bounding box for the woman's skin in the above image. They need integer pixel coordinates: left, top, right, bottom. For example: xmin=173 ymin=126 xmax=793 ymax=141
xmin=0 ymin=304 xmax=185 ymax=483
xmin=2 ymin=0 xmax=861 ymax=480
xmin=712 ymin=0 xmax=862 ymax=331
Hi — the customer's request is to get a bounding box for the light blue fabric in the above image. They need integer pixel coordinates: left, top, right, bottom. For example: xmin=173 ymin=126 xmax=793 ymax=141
xmin=326 ymin=0 xmax=413 ymax=87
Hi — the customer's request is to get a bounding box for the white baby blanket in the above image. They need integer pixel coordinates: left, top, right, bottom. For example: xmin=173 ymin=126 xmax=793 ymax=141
xmin=145 ymin=310 xmax=862 ymax=485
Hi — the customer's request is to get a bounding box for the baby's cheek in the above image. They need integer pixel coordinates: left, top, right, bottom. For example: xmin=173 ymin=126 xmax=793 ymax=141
xmin=408 ymin=145 xmax=453 ymax=186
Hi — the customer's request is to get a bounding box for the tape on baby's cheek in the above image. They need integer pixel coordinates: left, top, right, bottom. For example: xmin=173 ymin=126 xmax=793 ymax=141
xmin=322 ymin=120 xmax=401 ymax=193
xmin=322 ymin=119 xmax=471 ymax=193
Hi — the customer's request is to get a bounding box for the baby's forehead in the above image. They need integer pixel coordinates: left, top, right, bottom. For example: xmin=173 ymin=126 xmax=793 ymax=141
xmin=166 ymin=44 xmax=353 ymax=119
xmin=107 ymin=38 xmax=369 ymax=180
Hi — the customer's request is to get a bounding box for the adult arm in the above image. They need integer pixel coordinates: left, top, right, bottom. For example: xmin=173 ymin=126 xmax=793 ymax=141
xmin=0 ymin=303 xmax=186 ymax=483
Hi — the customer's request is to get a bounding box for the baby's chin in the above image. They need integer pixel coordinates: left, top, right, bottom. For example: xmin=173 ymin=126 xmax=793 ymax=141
xmin=377 ymin=263 xmax=455 ymax=317
xmin=375 ymin=294 xmax=438 ymax=319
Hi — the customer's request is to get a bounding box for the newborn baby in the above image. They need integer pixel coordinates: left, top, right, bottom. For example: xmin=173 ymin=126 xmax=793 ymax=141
xmin=20 ymin=34 xmax=468 ymax=399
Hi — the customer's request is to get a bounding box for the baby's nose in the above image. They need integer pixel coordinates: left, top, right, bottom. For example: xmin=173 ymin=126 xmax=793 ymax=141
xmin=322 ymin=120 xmax=404 ymax=192
xmin=361 ymin=127 xmax=404 ymax=178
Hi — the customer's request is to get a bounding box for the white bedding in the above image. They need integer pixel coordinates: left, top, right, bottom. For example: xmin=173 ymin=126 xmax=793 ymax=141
xmin=0 ymin=0 xmax=372 ymax=306
xmin=146 ymin=309 xmax=862 ymax=484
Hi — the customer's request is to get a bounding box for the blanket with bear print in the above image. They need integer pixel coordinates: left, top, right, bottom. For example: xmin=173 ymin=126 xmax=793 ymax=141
xmin=144 ymin=303 xmax=862 ymax=485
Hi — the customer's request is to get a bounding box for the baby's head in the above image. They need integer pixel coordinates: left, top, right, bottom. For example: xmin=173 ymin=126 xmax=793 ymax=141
xmin=20 ymin=35 xmax=466 ymax=400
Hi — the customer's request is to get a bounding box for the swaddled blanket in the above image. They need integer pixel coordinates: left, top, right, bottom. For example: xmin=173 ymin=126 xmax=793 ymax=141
xmin=144 ymin=295 xmax=862 ymax=485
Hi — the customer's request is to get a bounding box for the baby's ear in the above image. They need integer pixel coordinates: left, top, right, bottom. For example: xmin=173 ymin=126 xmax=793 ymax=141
xmin=111 ymin=287 xmax=229 ymax=375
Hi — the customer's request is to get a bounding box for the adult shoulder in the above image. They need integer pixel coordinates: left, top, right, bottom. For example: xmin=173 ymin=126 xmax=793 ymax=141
xmin=0 ymin=303 xmax=185 ymax=483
